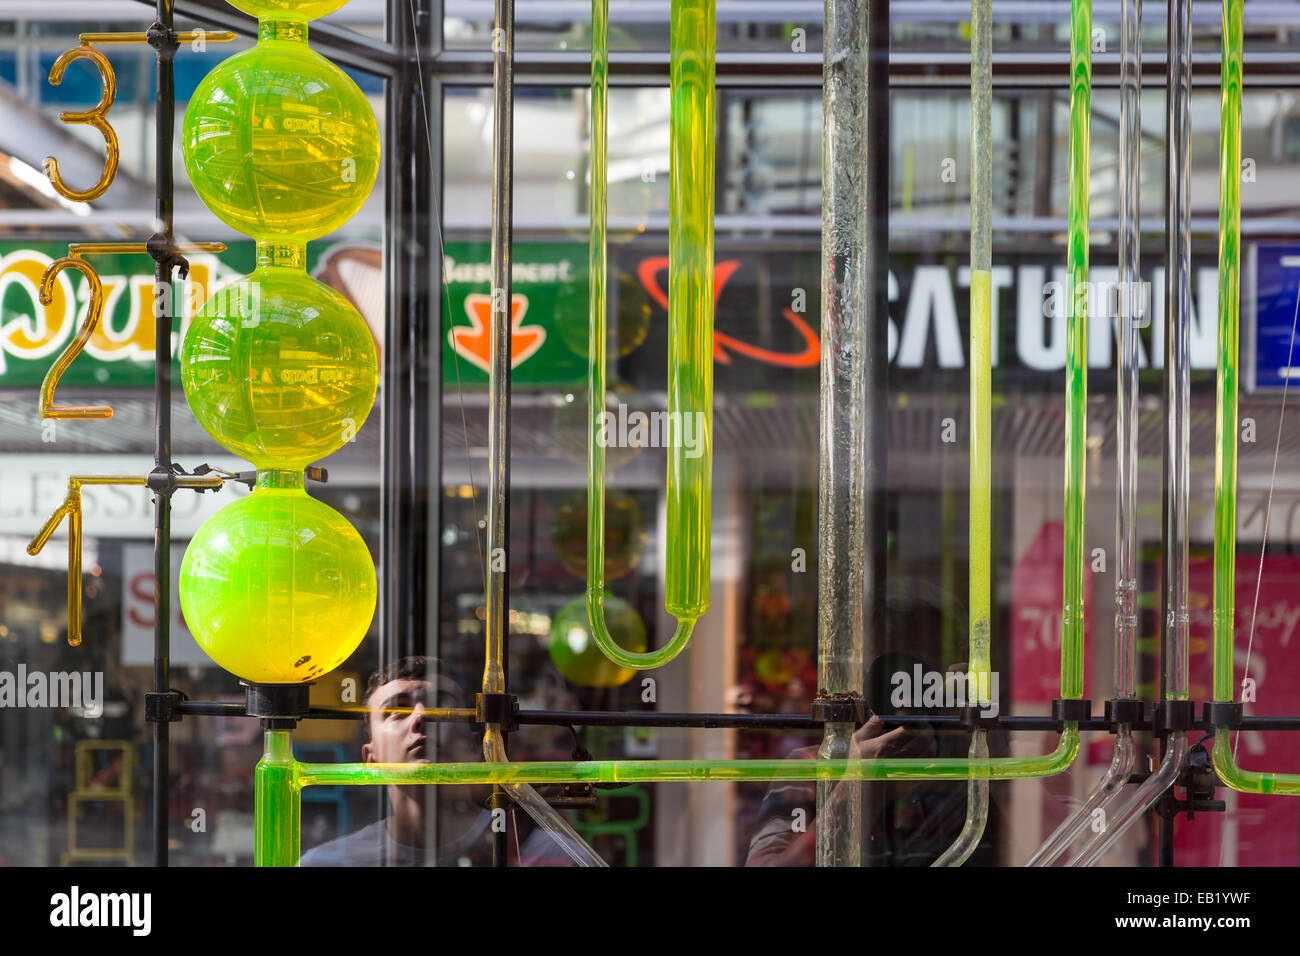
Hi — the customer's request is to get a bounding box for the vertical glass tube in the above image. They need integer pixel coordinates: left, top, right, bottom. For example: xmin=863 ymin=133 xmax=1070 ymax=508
xmin=483 ymin=0 xmax=514 ymax=700
xmin=1213 ymin=0 xmax=1243 ymax=707
xmin=1162 ymin=0 xmax=1192 ymax=704
xmin=254 ymin=729 xmax=300 ymax=867
xmin=1070 ymin=0 xmax=1195 ymax=865
xmin=1114 ymin=0 xmax=1141 ymax=701
xmin=934 ymin=0 xmax=993 ymax=868
xmin=1060 ymin=0 xmax=1092 ymax=701
xmin=1068 ymin=732 xmax=1186 ymax=867
xmin=1208 ymin=0 xmax=1300 ymax=798
xmin=815 ymin=0 xmax=868 ymax=868
xmin=665 ymin=0 xmax=714 ymax=629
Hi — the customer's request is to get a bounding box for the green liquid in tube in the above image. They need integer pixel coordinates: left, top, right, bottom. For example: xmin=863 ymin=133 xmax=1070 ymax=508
xmin=1059 ymin=0 xmax=1092 ymax=703
xmin=585 ymin=0 xmax=713 ymax=668
xmin=969 ymin=268 xmax=992 ymax=683
xmin=665 ymin=0 xmax=714 ymax=628
xmin=1208 ymin=0 xmax=1300 ymax=796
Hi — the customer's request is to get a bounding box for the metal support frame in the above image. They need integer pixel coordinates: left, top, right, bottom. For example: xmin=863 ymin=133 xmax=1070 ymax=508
xmin=107 ymin=0 xmax=1300 ymax=870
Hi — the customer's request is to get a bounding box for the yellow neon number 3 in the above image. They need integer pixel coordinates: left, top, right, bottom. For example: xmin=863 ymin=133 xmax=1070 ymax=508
xmin=45 ymin=45 xmax=120 ymax=203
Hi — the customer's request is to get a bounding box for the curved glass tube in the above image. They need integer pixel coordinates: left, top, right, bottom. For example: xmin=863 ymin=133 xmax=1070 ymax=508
xmin=1068 ymin=732 xmax=1187 ymax=867
xmin=1027 ymin=725 xmax=1134 ymax=865
xmin=585 ymin=0 xmax=710 ymax=668
xmin=483 ymin=727 xmax=608 ymax=867
xmin=1209 ymin=0 xmax=1300 ymax=796
xmin=932 ymin=729 xmax=990 ymax=867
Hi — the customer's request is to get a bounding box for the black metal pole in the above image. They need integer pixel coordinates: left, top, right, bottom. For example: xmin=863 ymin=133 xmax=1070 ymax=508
xmin=862 ymin=0 xmax=890 ymax=864
xmin=147 ymin=0 xmax=179 ymax=870
xmin=486 ymin=0 xmax=515 ymax=870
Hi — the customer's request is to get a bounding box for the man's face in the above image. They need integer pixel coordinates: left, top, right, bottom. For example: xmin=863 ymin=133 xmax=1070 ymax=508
xmin=362 ymin=677 xmax=434 ymax=764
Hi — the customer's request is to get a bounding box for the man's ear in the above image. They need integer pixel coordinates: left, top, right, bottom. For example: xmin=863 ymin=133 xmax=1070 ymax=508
xmin=362 ymin=741 xmax=374 ymax=763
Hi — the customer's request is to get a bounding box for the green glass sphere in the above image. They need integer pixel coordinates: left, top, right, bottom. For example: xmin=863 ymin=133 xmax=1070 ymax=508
xmin=181 ymin=266 xmax=378 ymax=471
xmin=548 ymin=593 xmax=646 ymax=688
xmin=226 ymin=0 xmax=352 ymax=19
xmin=550 ymin=488 xmax=646 ymax=581
xmin=180 ymin=480 xmax=376 ymax=685
xmin=553 ymin=269 xmax=652 ymax=359
xmin=183 ymin=39 xmax=380 ymax=243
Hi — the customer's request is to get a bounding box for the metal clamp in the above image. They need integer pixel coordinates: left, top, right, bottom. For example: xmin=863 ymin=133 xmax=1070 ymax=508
xmin=477 ymin=693 xmax=519 ymax=731
xmin=1105 ymin=697 xmax=1147 ymax=730
xmin=144 ymin=690 xmax=184 ymax=723
xmin=1052 ymin=698 xmax=1093 ymax=726
xmin=1204 ymin=701 xmax=1244 ymax=729
xmin=811 ymin=692 xmax=866 ymax=725
xmin=1154 ymin=699 xmax=1197 ymax=733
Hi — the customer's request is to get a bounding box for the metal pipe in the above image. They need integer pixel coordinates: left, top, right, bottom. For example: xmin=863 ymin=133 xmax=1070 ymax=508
xmin=150 ymin=0 xmax=177 ymax=870
xmin=481 ymin=0 xmax=605 ymax=866
xmin=815 ymin=0 xmax=869 ymax=869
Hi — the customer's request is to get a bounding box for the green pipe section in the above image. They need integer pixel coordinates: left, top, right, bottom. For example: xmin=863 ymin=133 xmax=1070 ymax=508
xmin=295 ymin=733 xmax=1079 ymax=785
xmin=255 ymin=729 xmax=300 ymax=867
xmin=253 ymin=724 xmax=1079 ymax=866
xmin=1059 ymin=0 xmax=1091 ymax=701
xmin=1210 ymin=0 xmax=1300 ymax=795
xmin=586 ymin=0 xmax=711 ymax=668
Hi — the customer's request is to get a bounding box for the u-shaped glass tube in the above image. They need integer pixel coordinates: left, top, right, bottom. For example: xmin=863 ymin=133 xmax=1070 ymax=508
xmin=586 ymin=0 xmax=712 ymax=669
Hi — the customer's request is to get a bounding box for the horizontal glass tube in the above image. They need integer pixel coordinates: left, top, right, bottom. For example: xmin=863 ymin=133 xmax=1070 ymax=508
xmin=294 ymin=728 xmax=1079 ymax=787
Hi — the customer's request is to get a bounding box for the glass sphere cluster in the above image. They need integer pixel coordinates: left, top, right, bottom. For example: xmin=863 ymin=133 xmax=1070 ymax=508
xmin=178 ymin=0 xmax=380 ymax=685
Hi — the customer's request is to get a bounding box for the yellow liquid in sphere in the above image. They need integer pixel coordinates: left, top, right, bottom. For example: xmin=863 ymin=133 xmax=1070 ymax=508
xmin=183 ymin=35 xmax=380 ymax=243
xmin=226 ymin=0 xmax=353 ymax=19
xmin=180 ymin=474 xmax=377 ymax=685
xmin=549 ymin=593 xmax=646 ymax=688
xmin=181 ymin=264 xmax=379 ymax=471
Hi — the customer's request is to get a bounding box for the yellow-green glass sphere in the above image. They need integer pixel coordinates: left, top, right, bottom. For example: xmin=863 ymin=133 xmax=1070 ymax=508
xmin=548 ymin=593 xmax=646 ymax=687
xmin=183 ymin=39 xmax=380 ymax=242
xmin=226 ymin=0 xmax=352 ymax=20
xmin=180 ymin=266 xmax=379 ymax=471
xmin=180 ymin=481 xmax=376 ymax=684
